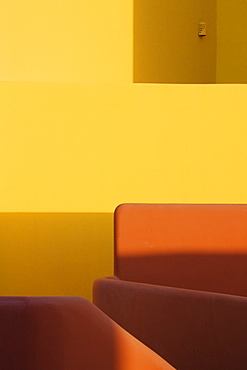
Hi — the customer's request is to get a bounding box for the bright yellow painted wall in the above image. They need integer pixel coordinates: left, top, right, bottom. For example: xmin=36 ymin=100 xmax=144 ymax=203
xmin=134 ymin=0 xmax=217 ymax=83
xmin=0 ymin=0 xmax=132 ymax=83
xmin=217 ymin=1 xmax=247 ymax=83
xmin=1 ymin=82 xmax=247 ymax=211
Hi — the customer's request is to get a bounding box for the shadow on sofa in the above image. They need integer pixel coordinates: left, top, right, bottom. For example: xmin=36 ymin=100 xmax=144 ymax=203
xmin=94 ymin=203 xmax=247 ymax=370
xmin=0 ymin=296 xmax=174 ymax=370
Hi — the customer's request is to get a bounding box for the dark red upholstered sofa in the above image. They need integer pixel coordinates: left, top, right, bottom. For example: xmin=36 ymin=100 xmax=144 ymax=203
xmin=0 ymin=296 xmax=174 ymax=369
xmin=93 ymin=203 xmax=247 ymax=370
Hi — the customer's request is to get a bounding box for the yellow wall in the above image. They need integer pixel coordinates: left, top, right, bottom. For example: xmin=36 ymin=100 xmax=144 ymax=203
xmin=217 ymin=0 xmax=247 ymax=83
xmin=1 ymin=82 xmax=247 ymax=213
xmin=0 ymin=213 xmax=113 ymax=301
xmin=0 ymin=0 xmax=132 ymax=83
xmin=2 ymin=82 xmax=247 ymax=298
xmin=1 ymin=1 xmax=247 ymax=300
xmin=4 ymin=0 xmax=246 ymax=85
xmin=134 ymin=0 xmax=217 ymax=83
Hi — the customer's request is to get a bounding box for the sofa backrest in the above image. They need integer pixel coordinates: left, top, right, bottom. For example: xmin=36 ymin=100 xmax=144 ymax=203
xmin=114 ymin=204 xmax=247 ymax=296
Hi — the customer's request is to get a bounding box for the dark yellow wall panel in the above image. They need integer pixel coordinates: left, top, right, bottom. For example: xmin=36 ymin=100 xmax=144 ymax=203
xmin=0 ymin=213 xmax=113 ymax=300
xmin=134 ymin=0 xmax=217 ymax=83
xmin=217 ymin=0 xmax=247 ymax=83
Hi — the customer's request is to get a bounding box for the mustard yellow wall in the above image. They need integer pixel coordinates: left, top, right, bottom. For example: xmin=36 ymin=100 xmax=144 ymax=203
xmin=217 ymin=1 xmax=247 ymax=83
xmin=134 ymin=0 xmax=217 ymax=83
xmin=0 ymin=0 xmax=132 ymax=83
xmin=0 ymin=213 xmax=113 ymax=301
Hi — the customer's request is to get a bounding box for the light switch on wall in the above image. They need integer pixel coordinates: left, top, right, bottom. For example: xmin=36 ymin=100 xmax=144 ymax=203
xmin=198 ymin=22 xmax=206 ymax=36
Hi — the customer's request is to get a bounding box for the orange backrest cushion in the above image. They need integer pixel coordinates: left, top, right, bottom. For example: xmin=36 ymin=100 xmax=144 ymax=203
xmin=114 ymin=204 xmax=247 ymax=296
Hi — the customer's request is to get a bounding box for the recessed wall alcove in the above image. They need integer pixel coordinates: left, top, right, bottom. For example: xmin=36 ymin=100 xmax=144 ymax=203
xmin=133 ymin=0 xmax=247 ymax=83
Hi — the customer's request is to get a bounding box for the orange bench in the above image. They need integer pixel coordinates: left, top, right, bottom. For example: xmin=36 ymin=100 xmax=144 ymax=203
xmin=94 ymin=203 xmax=247 ymax=370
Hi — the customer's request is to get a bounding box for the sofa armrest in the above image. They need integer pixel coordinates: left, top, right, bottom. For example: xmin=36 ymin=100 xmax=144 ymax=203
xmin=94 ymin=277 xmax=247 ymax=370
xmin=0 ymin=296 xmax=174 ymax=370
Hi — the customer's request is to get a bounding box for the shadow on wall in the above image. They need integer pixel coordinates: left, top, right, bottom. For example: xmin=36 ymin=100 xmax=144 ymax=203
xmin=0 ymin=212 xmax=113 ymax=300
xmin=133 ymin=0 xmax=217 ymax=83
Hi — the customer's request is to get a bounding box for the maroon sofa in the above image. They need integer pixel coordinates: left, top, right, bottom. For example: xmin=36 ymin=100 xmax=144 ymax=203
xmin=0 ymin=297 xmax=174 ymax=370
xmin=0 ymin=296 xmax=174 ymax=369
